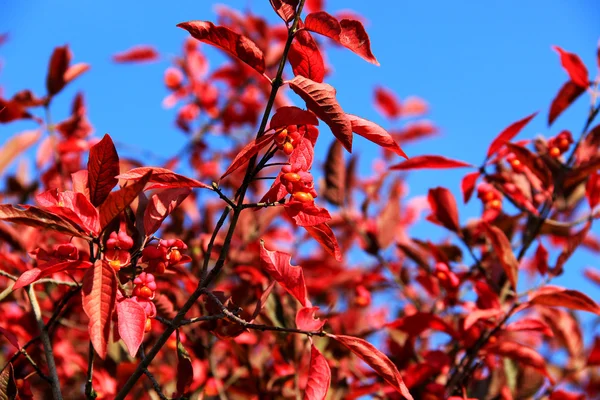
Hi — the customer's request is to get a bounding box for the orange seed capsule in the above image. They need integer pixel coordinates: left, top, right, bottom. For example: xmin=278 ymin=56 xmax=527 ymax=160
xmin=549 ymin=147 xmax=561 ymax=158
xmin=283 ymin=142 xmax=294 ymax=155
xmin=489 ymin=199 xmax=502 ymax=210
xmin=292 ymin=191 xmax=314 ymax=202
xmin=144 ymin=318 xmax=152 ymax=333
xmin=282 ymin=172 xmax=301 ymax=182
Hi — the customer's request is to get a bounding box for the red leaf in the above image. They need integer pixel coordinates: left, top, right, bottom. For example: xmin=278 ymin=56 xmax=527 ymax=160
xmin=289 ymin=30 xmax=325 ymax=83
xmin=296 ymin=306 xmax=326 ymax=331
xmin=552 ymin=46 xmax=589 ymax=88
xmin=347 ymin=114 xmax=407 ymax=158
xmin=269 ymin=0 xmax=299 ymax=23
xmin=0 ymin=326 xmax=20 ymax=350
xmin=144 ymin=188 xmax=191 ymax=235
xmin=37 ymin=189 xmax=100 ymax=235
xmin=588 ymin=337 xmax=600 ymax=366
xmin=176 ymin=343 xmax=194 ymax=395
xmin=305 ymin=12 xmax=379 ymax=65
xmin=72 ymin=170 xmax=90 ymax=200
xmin=82 ymin=261 xmax=117 ymax=359
xmin=304 ymin=222 xmax=342 ymax=261
xmin=284 ymin=202 xmax=332 ymax=227
xmin=99 ymin=171 xmax=151 ymax=228
xmin=322 ymin=140 xmax=345 ymax=206
xmin=486 ymin=340 xmax=548 ymax=375
xmin=0 ymin=204 xmax=87 ymax=238
xmin=548 ymin=81 xmax=586 ymax=126
xmin=586 ymin=171 xmax=600 ymax=209
xmin=483 ymin=224 xmax=519 ymax=289
xmin=270 ymin=106 xmax=319 ymax=130
xmin=505 ymin=318 xmax=553 ymax=337
xmin=13 ymin=259 xmax=92 ymax=290
xmin=112 ymin=45 xmax=159 ymax=63
xmin=328 ymin=334 xmax=413 ymax=399
xmin=177 ymin=21 xmax=265 ymax=74
xmin=390 ymin=155 xmax=472 ymax=171
xmin=374 ymin=86 xmax=401 ymax=119
xmin=117 ymin=298 xmax=146 ymax=357
xmin=387 ymin=312 xmax=457 ymax=338
xmin=553 ymin=222 xmax=591 ymax=275
xmin=289 ymin=75 xmax=352 ymax=151
xmin=504 ymin=143 xmax=553 ymax=189
xmin=304 ymin=344 xmax=331 ymax=400
xmin=0 ymin=130 xmax=41 ymax=176
xmin=88 ymin=134 xmax=120 ymax=207
xmin=117 ymin=167 xmax=211 ymax=190
xmin=461 ymin=171 xmax=480 ymax=203
xmin=221 ymin=133 xmax=275 ymax=179
xmin=46 ymin=45 xmax=89 ymax=97
xmin=259 ymin=242 xmax=309 ymax=307
xmin=487 ymin=112 xmax=538 ymax=158
xmin=427 ymin=187 xmax=460 ymax=233
xmin=463 ymin=308 xmax=504 ymax=331
xmin=533 ymin=242 xmax=549 ymax=275
xmin=529 ymin=285 xmax=600 ymax=315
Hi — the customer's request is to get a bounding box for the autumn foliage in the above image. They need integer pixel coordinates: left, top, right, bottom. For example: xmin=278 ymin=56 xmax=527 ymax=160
xmin=1 ymin=1 xmax=600 ymax=399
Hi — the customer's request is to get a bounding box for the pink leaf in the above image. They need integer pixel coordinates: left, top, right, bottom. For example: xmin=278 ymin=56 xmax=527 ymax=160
xmin=221 ymin=133 xmax=275 ymax=179
xmin=548 ymin=81 xmax=586 ymax=126
xmin=0 ymin=130 xmax=41 ymax=176
xmin=13 ymin=260 xmax=92 ymax=290
xmin=347 ymin=114 xmax=407 ymax=158
xmin=374 ymin=86 xmax=402 ymax=119
xmin=270 ymin=106 xmax=319 ymax=130
xmin=289 ymin=30 xmax=325 ymax=83
xmin=289 ymin=75 xmax=352 ymax=152
xmin=296 ymin=307 xmax=326 ymax=331
xmin=144 ymin=188 xmax=191 ymax=235
xmin=461 ymin=171 xmax=480 ymax=203
xmin=177 ymin=21 xmax=265 ymax=74
xmin=427 ymin=187 xmax=460 ymax=233
xmin=87 ymin=134 xmax=120 ymax=207
xmin=259 ymin=242 xmax=309 ymax=307
xmin=529 ymin=286 xmax=600 ymax=315
xmin=284 ymin=202 xmax=332 ymax=227
xmin=483 ymin=224 xmax=519 ymax=289
xmin=304 ymin=223 xmax=342 ymax=261
xmin=82 ymin=261 xmax=117 ymax=359
xmin=99 ymin=171 xmax=151 ymax=228
xmin=390 ymin=155 xmax=472 ymax=171
xmin=117 ymin=298 xmax=147 ymax=357
xmin=304 ymin=344 xmax=331 ymax=400
xmin=112 ymin=45 xmax=159 ymax=63
xmin=487 ymin=112 xmax=538 ymax=158
xmin=552 ymin=46 xmax=589 ymax=88
xmin=327 ymin=334 xmax=413 ymax=399
xmin=305 ymin=11 xmax=379 ymax=65
xmin=117 ymin=167 xmax=211 ymax=190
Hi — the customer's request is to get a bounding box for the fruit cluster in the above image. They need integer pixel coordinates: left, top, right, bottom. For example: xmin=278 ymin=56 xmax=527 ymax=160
xmin=274 ymin=125 xmax=318 ymax=155
xmin=280 ymin=164 xmax=318 ymax=203
xmin=141 ymin=238 xmax=189 ymax=274
xmin=132 ymin=272 xmax=158 ymax=332
xmin=477 ymin=183 xmax=502 ymax=211
xmin=547 ymin=130 xmax=573 ymax=158
xmin=104 ymin=230 xmax=134 ymax=271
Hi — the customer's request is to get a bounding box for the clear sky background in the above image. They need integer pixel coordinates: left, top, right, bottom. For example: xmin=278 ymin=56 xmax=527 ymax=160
xmin=1 ymin=1 xmax=600 ymax=331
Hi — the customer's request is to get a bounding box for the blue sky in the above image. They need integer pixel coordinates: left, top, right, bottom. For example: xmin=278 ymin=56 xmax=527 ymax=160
xmin=1 ymin=2 xmax=599 ymax=325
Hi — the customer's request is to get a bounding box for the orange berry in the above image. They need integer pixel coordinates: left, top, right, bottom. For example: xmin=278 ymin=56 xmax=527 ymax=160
xmin=283 ymin=142 xmax=294 ymax=155
xmin=436 ymin=271 xmax=447 ymax=281
xmin=549 ymin=146 xmax=561 ymax=158
xmin=139 ymin=286 xmax=154 ymax=299
xmin=282 ymin=172 xmax=301 ymax=182
xmin=275 ymin=129 xmax=288 ymax=144
xmin=483 ymin=191 xmax=495 ymax=202
xmin=168 ymin=249 xmax=182 ymax=264
xmin=144 ymin=318 xmax=152 ymax=333
xmin=557 ymin=138 xmax=570 ymax=151
xmin=488 ymin=199 xmax=502 ymax=210
xmin=292 ymin=191 xmax=314 ymax=202
xmin=109 ymin=259 xmax=122 ymax=272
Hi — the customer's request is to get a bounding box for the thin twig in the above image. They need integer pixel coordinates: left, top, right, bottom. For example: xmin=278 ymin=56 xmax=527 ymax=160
xmin=84 ymin=342 xmax=95 ymax=399
xmin=27 ymin=286 xmax=63 ymax=400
